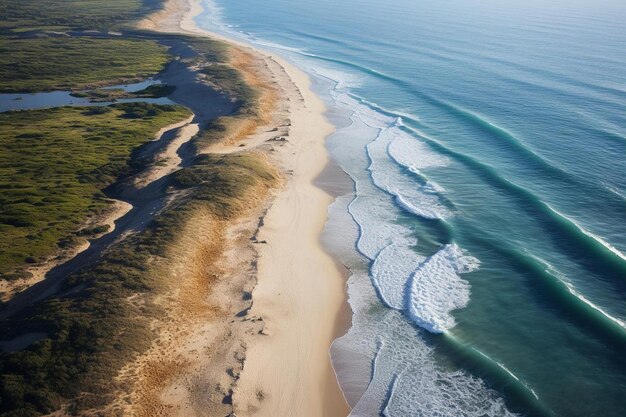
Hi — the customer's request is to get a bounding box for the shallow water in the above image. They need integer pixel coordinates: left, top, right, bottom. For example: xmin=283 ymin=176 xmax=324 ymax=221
xmin=0 ymin=79 xmax=173 ymax=112
xmin=196 ymin=1 xmax=626 ymax=415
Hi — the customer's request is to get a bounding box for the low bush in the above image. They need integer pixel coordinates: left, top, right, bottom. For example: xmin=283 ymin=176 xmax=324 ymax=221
xmin=0 ymin=103 xmax=191 ymax=278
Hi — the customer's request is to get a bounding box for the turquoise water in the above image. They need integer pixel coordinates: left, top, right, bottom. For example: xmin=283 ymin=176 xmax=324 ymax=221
xmin=197 ymin=1 xmax=626 ymax=415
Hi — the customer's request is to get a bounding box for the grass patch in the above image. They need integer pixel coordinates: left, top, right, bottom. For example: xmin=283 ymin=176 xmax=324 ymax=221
xmin=184 ymin=37 xmax=258 ymax=113
xmin=0 ymin=37 xmax=170 ymax=93
xmin=133 ymin=83 xmax=176 ymax=97
xmin=0 ymin=103 xmax=191 ymax=279
xmin=200 ymin=63 xmax=257 ymax=112
xmin=0 ymin=0 xmax=161 ymax=33
xmin=70 ymin=83 xmax=176 ymax=102
xmin=0 ymin=152 xmax=277 ymax=416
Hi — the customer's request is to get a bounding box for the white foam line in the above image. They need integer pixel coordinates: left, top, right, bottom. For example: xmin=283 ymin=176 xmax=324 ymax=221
xmin=564 ymin=282 xmax=626 ymax=329
xmin=603 ymin=182 xmax=626 ymax=201
xmin=473 ymin=348 xmax=540 ymax=401
xmin=394 ymin=194 xmax=441 ymax=220
xmin=526 ymin=250 xmax=626 ymax=330
xmin=381 ymin=371 xmax=403 ymax=417
xmin=546 ymin=204 xmax=626 ymax=263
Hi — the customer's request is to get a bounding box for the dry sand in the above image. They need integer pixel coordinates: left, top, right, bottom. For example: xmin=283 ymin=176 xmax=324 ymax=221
xmin=223 ymin=53 xmax=350 ymax=417
xmin=132 ymin=0 xmax=353 ymax=416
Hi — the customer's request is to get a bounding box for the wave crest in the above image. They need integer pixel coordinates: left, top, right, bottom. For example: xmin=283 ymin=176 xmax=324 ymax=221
xmin=406 ymin=244 xmax=477 ymax=333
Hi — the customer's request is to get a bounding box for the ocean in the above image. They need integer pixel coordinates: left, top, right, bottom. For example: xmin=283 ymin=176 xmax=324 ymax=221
xmin=195 ymin=0 xmax=626 ymax=415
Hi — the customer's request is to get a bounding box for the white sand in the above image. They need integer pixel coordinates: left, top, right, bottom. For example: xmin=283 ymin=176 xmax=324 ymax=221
xmin=229 ymin=58 xmax=350 ymax=417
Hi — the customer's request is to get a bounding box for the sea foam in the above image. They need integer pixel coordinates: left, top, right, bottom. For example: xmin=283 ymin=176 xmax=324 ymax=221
xmin=329 ymin=84 xmax=475 ymax=333
xmin=388 ymin=131 xmax=449 ymax=171
xmin=371 ymin=243 xmax=425 ymax=309
xmin=332 ymin=270 xmax=517 ymax=417
xmin=196 ymin=4 xmax=516 ymax=415
xmin=366 ymin=122 xmax=452 ymax=220
xmin=406 ymin=244 xmax=477 ymax=333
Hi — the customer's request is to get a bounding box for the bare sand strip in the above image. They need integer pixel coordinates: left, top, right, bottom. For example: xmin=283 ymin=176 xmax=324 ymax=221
xmin=133 ymin=116 xmax=199 ymax=188
xmin=231 ymin=61 xmax=350 ymax=416
xmin=141 ymin=1 xmax=352 ymax=416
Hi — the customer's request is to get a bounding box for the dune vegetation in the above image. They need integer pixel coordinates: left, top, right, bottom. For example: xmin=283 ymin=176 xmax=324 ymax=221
xmin=0 ymin=103 xmax=191 ymax=280
xmin=0 ymin=0 xmax=160 ymax=33
xmin=0 ymin=37 xmax=169 ymax=93
xmin=0 ymin=0 xmax=274 ymax=415
xmin=0 ymin=152 xmax=277 ymax=416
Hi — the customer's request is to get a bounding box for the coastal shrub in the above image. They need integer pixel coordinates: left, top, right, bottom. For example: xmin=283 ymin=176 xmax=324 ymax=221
xmin=135 ymin=83 xmax=176 ymax=97
xmin=0 ymin=37 xmax=169 ymax=93
xmin=0 ymin=0 xmax=161 ymax=33
xmin=0 ymin=150 xmax=276 ymax=416
xmin=72 ymin=84 xmax=177 ymax=105
xmin=185 ymin=37 xmax=230 ymax=63
xmin=174 ymin=153 xmax=277 ymax=218
xmin=82 ymin=106 xmax=112 ymax=116
xmin=201 ymin=64 xmax=257 ymax=113
xmin=0 ymin=104 xmax=191 ymax=278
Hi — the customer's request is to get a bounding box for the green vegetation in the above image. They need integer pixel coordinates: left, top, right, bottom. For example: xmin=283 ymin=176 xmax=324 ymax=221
xmin=131 ymin=83 xmax=176 ymax=97
xmin=0 ymin=37 xmax=169 ymax=93
xmin=0 ymin=103 xmax=191 ymax=279
xmin=0 ymin=27 xmax=260 ymax=282
xmin=201 ymin=64 xmax=257 ymax=112
xmin=70 ymin=83 xmax=176 ymax=102
xmin=182 ymin=37 xmax=258 ymax=114
xmin=0 ymin=152 xmax=276 ymax=416
xmin=0 ymin=1 xmax=273 ymax=415
xmin=184 ymin=37 xmax=230 ymax=63
xmin=0 ymin=0 xmax=160 ymax=33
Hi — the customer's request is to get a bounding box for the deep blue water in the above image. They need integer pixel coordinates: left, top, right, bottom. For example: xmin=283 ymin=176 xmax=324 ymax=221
xmin=197 ymin=1 xmax=626 ymax=415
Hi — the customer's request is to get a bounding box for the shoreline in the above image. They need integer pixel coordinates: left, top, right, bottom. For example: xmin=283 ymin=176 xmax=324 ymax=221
xmin=138 ymin=0 xmax=353 ymax=415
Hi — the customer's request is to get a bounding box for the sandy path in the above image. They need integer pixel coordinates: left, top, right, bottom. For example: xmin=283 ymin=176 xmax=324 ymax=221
xmin=133 ymin=116 xmax=198 ymax=188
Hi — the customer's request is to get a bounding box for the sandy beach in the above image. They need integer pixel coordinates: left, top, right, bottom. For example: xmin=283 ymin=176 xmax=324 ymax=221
xmin=3 ymin=0 xmax=621 ymax=414
xmin=134 ymin=0 xmax=352 ymax=415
